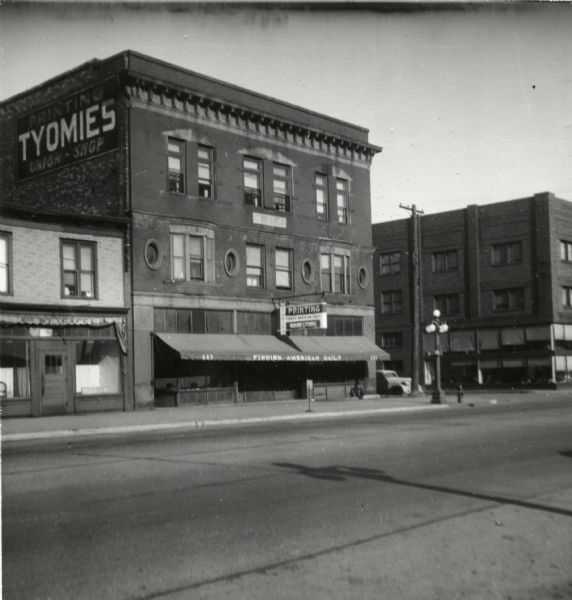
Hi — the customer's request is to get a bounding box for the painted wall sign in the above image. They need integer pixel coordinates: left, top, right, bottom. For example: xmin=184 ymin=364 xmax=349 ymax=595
xmin=16 ymin=80 xmax=119 ymax=179
xmin=252 ymin=212 xmax=287 ymax=229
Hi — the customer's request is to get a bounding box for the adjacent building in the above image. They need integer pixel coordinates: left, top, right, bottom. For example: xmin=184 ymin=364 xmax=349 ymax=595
xmin=1 ymin=50 xmax=385 ymax=416
xmin=373 ymin=192 xmax=572 ymax=389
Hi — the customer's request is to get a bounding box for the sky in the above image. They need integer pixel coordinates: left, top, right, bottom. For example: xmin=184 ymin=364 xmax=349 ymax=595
xmin=1 ymin=1 xmax=571 ymax=223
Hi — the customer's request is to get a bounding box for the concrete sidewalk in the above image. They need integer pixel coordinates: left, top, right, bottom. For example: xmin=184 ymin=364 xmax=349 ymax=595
xmin=0 ymin=389 xmax=565 ymax=443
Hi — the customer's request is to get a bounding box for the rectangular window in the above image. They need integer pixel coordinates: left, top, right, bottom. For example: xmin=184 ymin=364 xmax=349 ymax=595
xmin=0 ymin=232 xmax=11 ymax=295
xmin=0 ymin=338 xmax=31 ymax=398
xmin=315 ymin=174 xmax=329 ymax=220
xmin=560 ymin=240 xmax=572 ymax=262
xmin=380 ymin=252 xmax=401 ymax=275
xmin=188 ymin=235 xmax=204 ymax=280
xmin=434 ymin=293 xmax=460 ymax=315
xmin=333 ymin=254 xmax=350 ymax=294
xmin=243 ymin=157 xmax=262 ymax=207
xmin=491 ymin=241 xmax=523 ymax=265
xmin=493 ymin=288 xmax=525 ymax=312
xmin=336 ymin=178 xmax=349 ymax=224
xmin=273 ymin=163 xmax=291 ymax=212
xmin=171 ymin=233 xmax=214 ymax=282
xmin=381 ymin=332 xmax=403 ymax=347
xmin=246 ymin=245 xmax=264 ymax=288
xmin=275 ymin=248 xmax=292 ymax=289
xmin=61 ymin=241 xmax=96 ymax=298
xmin=562 ymin=287 xmax=572 ymax=308
xmin=167 ymin=138 xmax=185 ymax=193
xmin=381 ymin=290 xmax=402 ymax=314
xmin=198 ymin=145 xmax=214 ymax=198
xmin=432 ymin=250 xmax=458 ymax=273
xmin=320 ymin=253 xmax=332 ymax=293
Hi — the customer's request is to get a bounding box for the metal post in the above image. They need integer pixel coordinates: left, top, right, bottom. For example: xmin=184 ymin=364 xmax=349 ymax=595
xmin=432 ymin=329 xmax=442 ymax=404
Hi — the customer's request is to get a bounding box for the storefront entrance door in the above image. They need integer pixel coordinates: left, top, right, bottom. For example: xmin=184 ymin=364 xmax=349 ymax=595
xmin=40 ymin=347 xmax=72 ymax=415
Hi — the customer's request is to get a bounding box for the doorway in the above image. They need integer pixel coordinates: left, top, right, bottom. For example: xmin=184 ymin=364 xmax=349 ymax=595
xmin=39 ymin=345 xmax=72 ymax=415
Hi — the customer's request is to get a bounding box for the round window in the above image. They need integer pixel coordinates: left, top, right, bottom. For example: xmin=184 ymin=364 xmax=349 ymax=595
xmin=301 ymin=259 xmax=314 ymax=284
xmin=357 ymin=266 xmax=369 ymax=289
xmin=144 ymin=239 xmax=162 ymax=270
xmin=224 ymin=249 xmax=240 ymax=277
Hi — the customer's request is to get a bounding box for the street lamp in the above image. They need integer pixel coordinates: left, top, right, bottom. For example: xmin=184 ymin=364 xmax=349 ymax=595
xmin=425 ymin=309 xmax=449 ymax=404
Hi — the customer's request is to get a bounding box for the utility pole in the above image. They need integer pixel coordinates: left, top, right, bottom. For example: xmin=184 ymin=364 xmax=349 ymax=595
xmin=400 ymin=203 xmax=424 ymax=395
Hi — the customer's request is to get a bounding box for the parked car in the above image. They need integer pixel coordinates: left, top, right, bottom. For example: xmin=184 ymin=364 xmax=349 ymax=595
xmin=376 ymin=370 xmax=412 ymax=396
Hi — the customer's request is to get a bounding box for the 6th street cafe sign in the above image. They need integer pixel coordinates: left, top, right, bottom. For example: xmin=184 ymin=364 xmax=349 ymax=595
xmin=279 ymin=301 xmax=327 ymax=335
xmin=16 ymin=80 xmax=119 ymax=179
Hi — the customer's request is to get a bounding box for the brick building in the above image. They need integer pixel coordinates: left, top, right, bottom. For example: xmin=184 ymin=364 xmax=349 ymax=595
xmin=1 ymin=50 xmax=385 ymax=416
xmin=372 ymin=192 xmax=572 ymax=390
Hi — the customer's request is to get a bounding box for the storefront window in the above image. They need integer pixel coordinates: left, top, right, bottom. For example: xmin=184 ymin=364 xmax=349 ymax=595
xmin=0 ymin=338 xmax=31 ymax=398
xmin=75 ymin=340 xmax=121 ymax=395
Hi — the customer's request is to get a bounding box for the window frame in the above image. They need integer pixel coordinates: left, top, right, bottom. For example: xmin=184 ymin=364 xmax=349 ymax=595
xmin=335 ymin=178 xmax=349 ymax=224
xmin=380 ymin=252 xmax=401 ymax=276
xmin=491 ymin=241 xmax=523 ymax=266
xmin=562 ymin=286 xmax=572 ymax=308
xmin=433 ymin=293 xmax=460 ymax=315
xmin=61 ymin=239 xmax=97 ymax=299
xmin=243 ymin=157 xmax=263 ymax=208
xmin=0 ymin=231 xmax=12 ymax=296
xmin=560 ymin=240 xmax=572 ymax=263
xmin=167 ymin=137 xmax=185 ymax=194
xmin=170 ymin=230 xmax=214 ymax=283
xmin=275 ymin=248 xmax=293 ymax=290
xmin=246 ymin=244 xmax=265 ymax=289
xmin=273 ymin=163 xmax=291 ymax=213
xmin=315 ymin=173 xmax=329 ymax=221
xmin=381 ymin=290 xmax=402 ymax=315
xmin=432 ymin=250 xmax=459 ymax=273
xmin=492 ymin=287 xmax=525 ymax=312
xmin=381 ymin=332 xmax=403 ymax=348
xmin=197 ymin=145 xmax=214 ymax=199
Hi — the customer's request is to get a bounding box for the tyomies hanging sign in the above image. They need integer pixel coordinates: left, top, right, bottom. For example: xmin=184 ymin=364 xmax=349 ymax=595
xmin=16 ymin=80 xmax=119 ymax=179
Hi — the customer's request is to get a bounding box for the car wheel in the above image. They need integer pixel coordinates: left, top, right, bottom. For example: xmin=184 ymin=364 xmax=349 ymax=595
xmin=389 ymin=386 xmax=404 ymax=396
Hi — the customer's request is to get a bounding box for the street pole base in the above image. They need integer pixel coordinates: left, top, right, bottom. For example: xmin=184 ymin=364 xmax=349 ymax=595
xmin=431 ymin=391 xmax=442 ymax=404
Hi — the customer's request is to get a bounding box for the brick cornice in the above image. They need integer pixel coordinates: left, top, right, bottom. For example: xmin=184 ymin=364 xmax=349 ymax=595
xmin=124 ymin=76 xmax=381 ymax=165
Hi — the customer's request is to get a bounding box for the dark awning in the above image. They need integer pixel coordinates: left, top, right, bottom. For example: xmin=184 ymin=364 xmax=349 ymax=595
xmin=290 ymin=336 xmax=390 ymax=362
xmin=156 ymin=333 xmax=390 ymax=363
xmin=155 ymin=333 xmax=302 ymax=361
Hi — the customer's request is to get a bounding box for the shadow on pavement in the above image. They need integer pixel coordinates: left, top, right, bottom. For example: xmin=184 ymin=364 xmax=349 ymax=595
xmin=274 ymin=462 xmax=572 ymax=518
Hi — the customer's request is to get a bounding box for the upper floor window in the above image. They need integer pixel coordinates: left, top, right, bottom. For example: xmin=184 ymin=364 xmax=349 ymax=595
xmin=493 ymin=287 xmax=525 ymax=312
xmin=434 ymin=293 xmax=460 ymax=315
xmin=198 ymin=145 xmax=214 ymax=198
xmin=336 ymin=178 xmax=349 ymax=224
xmin=246 ymin=244 xmax=265 ymax=288
xmin=275 ymin=248 xmax=293 ymax=289
xmin=171 ymin=231 xmax=214 ymax=282
xmin=315 ymin=174 xmax=329 ymax=220
xmin=320 ymin=252 xmax=349 ymax=294
xmin=562 ymin=287 xmax=572 ymax=308
xmin=381 ymin=332 xmax=403 ymax=347
xmin=334 ymin=254 xmax=350 ymax=294
xmin=273 ymin=163 xmax=291 ymax=212
xmin=380 ymin=252 xmax=401 ymax=275
xmin=560 ymin=240 xmax=572 ymax=263
xmin=0 ymin=232 xmax=11 ymax=295
xmin=62 ymin=240 xmax=96 ymax=298
xmin=381 ymin=290 xmax=402 ymax=314
xmin=491 ymin=241 xmax=522 ymax=265
xmin=320 ymin=253 xmax=332 ymax=293
xmin=167 ymin=138 xmax=185 ymax=193
xmin=432 ymin=250 xmax=458 ymax=273
xmin=243 ymin=157 xmax=262 ymax=207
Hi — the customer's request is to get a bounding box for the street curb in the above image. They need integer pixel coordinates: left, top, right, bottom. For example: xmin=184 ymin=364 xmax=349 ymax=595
xmin=1 ymin=404 xmax=448 ymax=443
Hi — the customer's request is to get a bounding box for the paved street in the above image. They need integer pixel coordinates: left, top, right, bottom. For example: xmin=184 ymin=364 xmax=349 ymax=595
xmin=2 ymin=399 xmax=572 ymax=600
